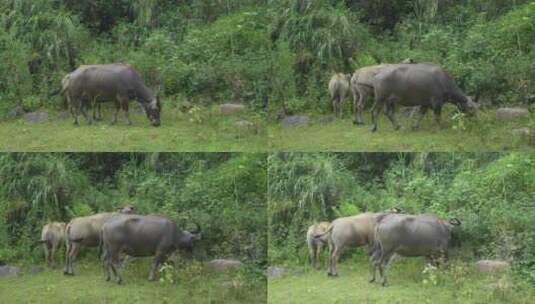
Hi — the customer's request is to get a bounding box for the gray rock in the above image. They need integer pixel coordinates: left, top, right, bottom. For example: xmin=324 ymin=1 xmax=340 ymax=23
xmin=7 ymin=105 xmax=24 ymax=119
xmin=475 ymin=260 xmax=510 ymax=273
xmin=282 ymin=115 xmax=309 ymax=128
xmin=267 ymin=266 xmax=287 ymax=279
xmin=27 ymin=266 xmax=44 ymax=274
xmin=57 ymin=111 xmax=69 ymax=120
xmin=511 ymin=127 xmax=531 ymax=137
xmin=24 ymin=111 xmax=48 ymax=124
xmin=220 ymin=103 xmax=245 ymax=115
xmin=316 ymin=115 xmax=335 ymax=125
xmin=206 ymin=259 xmax=244 ymax=272
xmin=234 ymin=120 xmax=256 ymax=133
xmin=496 ymin=108 xmax=529 ymax=121
xmin=179 ymin=101 xmax=193 ymax=113
xmin=0 ymin=265 xmax=21 ymax=278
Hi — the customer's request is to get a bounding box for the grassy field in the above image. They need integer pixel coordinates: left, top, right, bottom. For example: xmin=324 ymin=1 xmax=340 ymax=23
xmin=0 ymin=259 xmax=266 ymax=304
xmin=268 ymin=255 xmax=533 ymax=304
xmin=268 ymin=107 xmax=534 ymax=151
xmin=0 ymin=105 xmax=266 ymax=152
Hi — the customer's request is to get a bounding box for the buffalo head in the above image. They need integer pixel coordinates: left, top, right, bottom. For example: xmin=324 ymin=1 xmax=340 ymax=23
xmin=458 ymin=96 xmax=479 ymax=116
xmin=177 ymin=223 xmax=202 ymax=254
xmin=144 ymin=96 xmax=161 ymax=127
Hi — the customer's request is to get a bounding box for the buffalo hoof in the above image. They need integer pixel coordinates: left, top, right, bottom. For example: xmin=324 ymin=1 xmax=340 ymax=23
xmin=369 ymin=278 xmax=375 ymax=283
xmin=63 ymin=271 xmax=74 ymax=276
xmin=381 ymin=282 xmax=387 ymax=287
xmin=353 ymin=120 xmax=364 ymax=126
xmin=370 ymin=127 xmax=377 ymax=132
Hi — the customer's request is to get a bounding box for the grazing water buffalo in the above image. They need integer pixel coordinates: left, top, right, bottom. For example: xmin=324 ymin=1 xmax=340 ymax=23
xmin=328 ymin=73 xmax=351 ymax=118
xmin=350 ymin=59 xmax=415 ymax=125
xmin=101 ymin=214 xmax=201 ymax=284
xmin=370 ymin=213 xmax=461 ymax=286
xmin=39 ymin=222 xmax=66 ymax=266
xmin=306 ymin=221 xmax=330 ymax=269
xmin=370 ymin=63 xmax=478 ymax=132
xmin=315 ymin=208 xmax=401 ymax=277
xmin=63 ymin=206 xmax=136 ymax=276
xmin=63 ymin=64 xmax=161 ymax=126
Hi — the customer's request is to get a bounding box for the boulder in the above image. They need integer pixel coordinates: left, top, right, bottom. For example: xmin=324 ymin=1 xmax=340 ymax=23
xmin=220 ymin=104 xmax=245 ymax=115
xmin=0 ymin=265 xmax=21 ymax=278
xmin=282 ymin=115 xmax=309 ymax=128
xmin=179 ymin=101 xmax=193 ymax=113
xmin=475 ymin=260 xmax=510 ymax=273
xmin=234 ymin=120 xmax=256 ymax=133
xmin=27 ymin=266 xmax=44 ymax=274
xmin=57 ymin=111 xmax=69 ymax=120
xmin=24 ymin=111 xmax=48 ymax=124
xmin=316 ymin=115 xmax=335 ymax=125
xmin=496 ymin=108 xmax=529 ymax=121
xmin=206 ymin=259 xmax=243 ymax=272
xmin=7 ymin=105 xmax=24 ymax=119
xmin=511 ymin=127 xmax=531 ymax=138
xmin=267 ymin=266 xmax=287 ymax=279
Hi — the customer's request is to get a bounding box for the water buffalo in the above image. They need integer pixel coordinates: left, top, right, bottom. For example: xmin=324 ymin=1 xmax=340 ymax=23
xmin=370 ymin=63 xmax=478 ymax=132
xmin=39 ymin=222 xmax=66 ymax=266
xmin=350 ymin=59 xmax=415 ymax=125
xmin=63 ymin=63 xmax=161 ymax=126
xmin=370 ymin=213 xmax=461 ymax=286
xmin=306 ymin=221 xmax=330 ymax=269
xmin=328 ymin=73 xmax=351 ymax=118
xmin=63 ymin=206 xmax=136 ymax=276
xmin=101 ymin=214 xmax=201 ymax=284
xmin=315 ymin=208 xmax=401 ymax=277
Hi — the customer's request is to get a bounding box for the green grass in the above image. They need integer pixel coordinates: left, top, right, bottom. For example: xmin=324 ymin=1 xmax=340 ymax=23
xmin=268 ymin=256 xmax=534 ymax=304
xmin=0 ymin=259 xmax=266 ymax=304
xmin=268 ymin=108 xmax=534 ymax=151
xmin=0 ymin=105 xmax=266 ymax=152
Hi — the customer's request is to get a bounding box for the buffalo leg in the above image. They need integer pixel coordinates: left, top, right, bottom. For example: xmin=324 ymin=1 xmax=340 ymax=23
xmin=370 ymin=98 xmax=385 ymax=132
xmin=63 ymin=241 xmax=71 ymax=275
xmin=121 ymin=100 xmax=132 ymax=125
xmin=329 ymin=246 xmax=340 ymax=277
xmin=111 ymin=101 xmax=120 ymax=125
xmin=331 ymin=96 xmax=337 ymax=116
xmin=309 ymin=245 xmax=315 ymax=268
xmin=369 ymin=248 xmax=381 ymax=283
xmin=315 ymin=243 xmax=323 ymax=269
xmin=43 ymin=243 xmax=51 ymax=266
xmin=102 ymin=248 xmax=111 ymax=282
xmin=433 ymin=106 xmax=442 ymax=128
xmin=385 ymin=103 xmax=400 ymax=130
xmin=148 ymin=252 xmax=166 ymax=281
xmin=50 ymin=242 xmax=58 ymax=267
xmin=355 ymin=87 xmax=367 ymax=125
xmin=413 ymin=106 xmax=429 ymax=130
xmin=379 ymin=252 xmax=394 ymax=287
xmin=111 ymin=253 xmax=122 ymax=284
xmin=66 ymin=242 xmax=80 ymax=275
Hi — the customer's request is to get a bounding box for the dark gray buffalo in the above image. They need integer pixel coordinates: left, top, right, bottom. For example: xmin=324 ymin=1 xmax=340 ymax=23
xmin=370 ymin=63 xmax=478 ymax=132
xmin=370 ymin=213 xmax=461 ymax=286
xmin=101 ymin=215 xmax=201 ymax=284
xmin=63 ymin=64 xmax=161 ymax=126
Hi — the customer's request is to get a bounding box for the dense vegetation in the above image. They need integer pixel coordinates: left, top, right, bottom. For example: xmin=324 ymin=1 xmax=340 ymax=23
xmin=269 ymin=0 xmax=534 ymax=115
xmin=268 ymin=153 xmax=535 ymax=283
xmin=0 ymin=0 xmax=269 ymax=117
xmin=0 ymin=153 xmax=267 ymax=271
